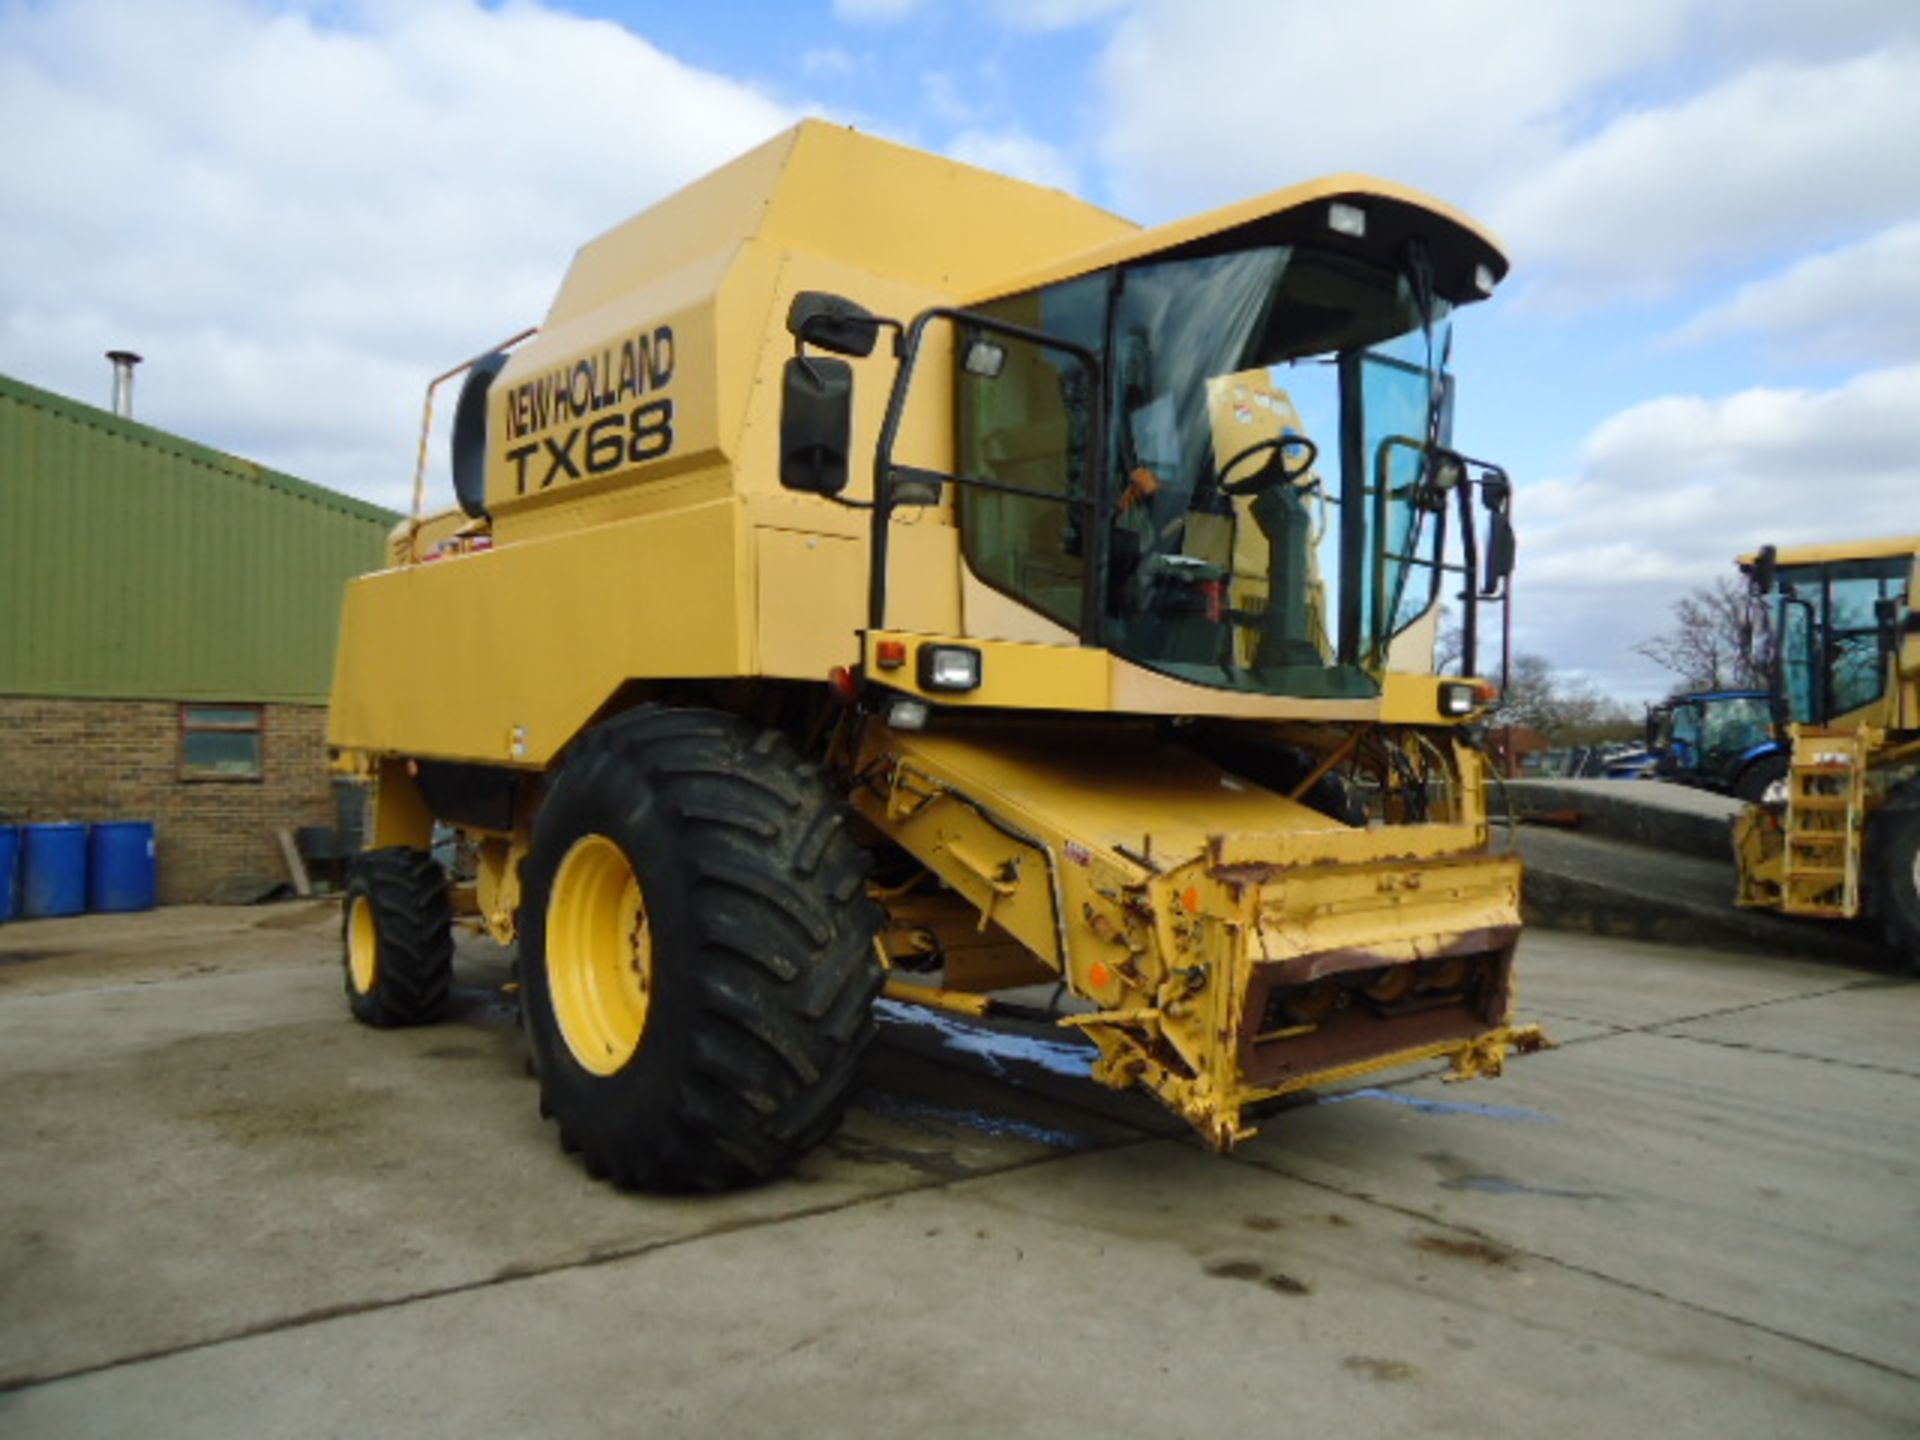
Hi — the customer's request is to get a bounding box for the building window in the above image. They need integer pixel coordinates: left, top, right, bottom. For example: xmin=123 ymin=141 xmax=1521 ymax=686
xmin=180 ymin=704 xmax=264 ymax=781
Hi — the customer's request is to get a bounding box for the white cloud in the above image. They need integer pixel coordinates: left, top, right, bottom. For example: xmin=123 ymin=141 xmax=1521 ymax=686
xmin=1514 ymin=364 xmax=1920 ymax=694
xmin=1491 ymin=47 xmax=1920 ymax=304
xmin=832 ymin=0 xmax=922 ymax=22
xmin=921 ymin=70 xmax=977 ymax=125
xmin=990 ymin=0 xmax=1132 ymax=31
xmin=0 ymin=0 xmax=798 ymax=508
xmin=1083 ymin=1 xmax=1920 ymax=310
xmin=947 ymin=128 xmax=1079 ymax=192
xmin=801 ymin=46 xmax=860 ymax=78
xmin=1090 ymin=0 xmax=1693 ymax=221
xmin=1664 ymin=221 xmax=1920 ymax=365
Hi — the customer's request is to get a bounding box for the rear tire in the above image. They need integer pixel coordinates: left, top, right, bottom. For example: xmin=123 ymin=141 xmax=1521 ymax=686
xmin=519 ymin=706 xmax=884 ymax=1192
xmin=343 ymin=847 xmax=455 ymax=1027
xmin=1868 ymin=804 xmax=1920 ymax=971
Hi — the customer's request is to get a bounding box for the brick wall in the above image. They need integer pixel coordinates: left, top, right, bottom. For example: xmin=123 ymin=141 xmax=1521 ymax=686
xmin=0 ymin=696 xmax=337 ymax=903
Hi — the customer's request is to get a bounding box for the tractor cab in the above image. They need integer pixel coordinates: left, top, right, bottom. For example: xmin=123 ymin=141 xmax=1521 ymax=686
xmin=1645 ymin=689 xmax=1784 ymax=801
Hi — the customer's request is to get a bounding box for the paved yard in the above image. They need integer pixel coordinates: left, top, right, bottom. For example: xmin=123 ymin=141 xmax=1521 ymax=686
xmin=1 ymin=903 xmax=1914 ymax=1437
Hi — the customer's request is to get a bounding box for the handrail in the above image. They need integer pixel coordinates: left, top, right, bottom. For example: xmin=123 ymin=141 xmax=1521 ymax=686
xmin=406 ymin=327 xmax=537 ymax=563
xmin=869 ymin=307 xmax=1107 ymax=644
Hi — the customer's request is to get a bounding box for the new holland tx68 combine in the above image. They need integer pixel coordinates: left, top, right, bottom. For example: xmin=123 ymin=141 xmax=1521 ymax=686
xmin=330 ymin=122 xmax=1543 ymax=1190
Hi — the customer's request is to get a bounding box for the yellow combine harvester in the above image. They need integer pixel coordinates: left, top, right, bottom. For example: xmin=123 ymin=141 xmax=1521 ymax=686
xmin=1733 ymin=536 xmax=1920 ymax=963
xmin=330 ymin=122 xmax=1544 ymax=1190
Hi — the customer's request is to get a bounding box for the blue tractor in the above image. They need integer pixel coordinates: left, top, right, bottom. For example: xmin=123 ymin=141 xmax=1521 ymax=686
xmin=1644 ymin=689 xmax=1788 ymax=802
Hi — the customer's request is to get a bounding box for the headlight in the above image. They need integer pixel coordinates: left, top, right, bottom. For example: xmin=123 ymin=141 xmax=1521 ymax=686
xmin=1326 ymin=201 xmax=1367 ymax=237
xmin=887 ymin=699 xmax=930 ymax=731
xmin=918 ymin=644 xmax=982 ymax=693
xmin=1439 ymin=681 xmax=1479 ymax=717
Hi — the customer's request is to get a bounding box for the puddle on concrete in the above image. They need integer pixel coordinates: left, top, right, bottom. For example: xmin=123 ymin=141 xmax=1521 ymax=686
xmin=1202 ymin=1256 xmax=1314 ymax=1297
xmin=1343 ymin=1355 xmax=1417 ymax=1382
xmin=873 ymin=999 xmax=1096 ymax=1079
xmin=0 ymin=950 xmax=64 ymax=967
xmin=1438 ymin=1173 xmax=1606 ymax=1199
xmin=1423 ymin=1149 xmax=1607 ymax=1200
xmin=1320 ymin=1086 xmax=1557 ymax=1124
xmin=1414 ymin=1233 xmax=1517 ymax=1267
xmin=860 ymin=1090 xmax=1093 ymax=1150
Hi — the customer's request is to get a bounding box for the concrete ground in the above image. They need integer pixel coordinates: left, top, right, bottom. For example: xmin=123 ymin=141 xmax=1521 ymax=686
xmin=1 ymin=904 xmax=1915 ymax=1438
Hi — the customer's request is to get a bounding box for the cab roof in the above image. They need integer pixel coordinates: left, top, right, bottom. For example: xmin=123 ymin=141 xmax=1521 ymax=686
xmin=971 ymin=173 xmax=1509 ymax=308
xmin=1738 ymin=535 xmax=1920 ymax=569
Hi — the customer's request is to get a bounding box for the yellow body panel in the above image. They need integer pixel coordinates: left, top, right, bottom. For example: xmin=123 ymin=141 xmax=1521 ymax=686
xmin=864 ymin=628 xmax=1486 ymax=725
xmin=330 ymin=499 xmax=748 ymax=765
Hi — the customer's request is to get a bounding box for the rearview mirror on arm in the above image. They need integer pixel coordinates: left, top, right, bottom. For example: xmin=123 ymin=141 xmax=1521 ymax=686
xmin=1481 ymin=474 xmax=1515 ymax=593
xmin=780 ymin=356 xmax=853 ymax=496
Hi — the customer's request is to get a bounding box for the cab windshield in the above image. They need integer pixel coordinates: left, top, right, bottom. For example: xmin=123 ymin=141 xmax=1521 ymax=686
xmin=1773 ymin=557 xmax=1911 ymax=724
xmin=958 ymin=244 xmax=1453 ymax=699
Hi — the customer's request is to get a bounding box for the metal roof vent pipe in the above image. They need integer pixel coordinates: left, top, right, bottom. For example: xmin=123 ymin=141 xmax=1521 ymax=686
xmin=106 ymin=349 xmax=142 ymax=418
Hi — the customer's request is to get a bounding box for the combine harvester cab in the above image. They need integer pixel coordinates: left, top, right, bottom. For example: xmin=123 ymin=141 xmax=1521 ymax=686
xmin=1733 ymin=537 xmax=1920 ymax=964
xmin=330 ymin=122 xmax=1544 ymax=1188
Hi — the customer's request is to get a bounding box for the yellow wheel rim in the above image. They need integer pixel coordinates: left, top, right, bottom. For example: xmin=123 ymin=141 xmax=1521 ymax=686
xmin=347 ymin=894 xmax=378 ymax=995
xmin=546 ymin=834 xmax=654 ymax=1076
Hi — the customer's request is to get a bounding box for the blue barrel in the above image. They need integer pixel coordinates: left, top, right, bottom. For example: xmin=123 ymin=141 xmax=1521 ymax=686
xmin=89 ymin=821 xmax=157 ymax=913
xmin=0 ymin=825 xmax=19 ymax=922
xmin=22 ymin=823 xmax=88 ymax=918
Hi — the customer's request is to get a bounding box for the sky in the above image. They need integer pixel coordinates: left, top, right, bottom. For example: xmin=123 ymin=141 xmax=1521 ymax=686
xmin=2 ymin=0 xmax=1916 ymax=699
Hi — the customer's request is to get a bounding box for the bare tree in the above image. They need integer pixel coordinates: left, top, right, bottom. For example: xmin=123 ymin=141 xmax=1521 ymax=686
xmin=1635 ymin=576 xmax=1772 ymax=692
xmin=1492 ymin=652 xmax=1637 ymax=746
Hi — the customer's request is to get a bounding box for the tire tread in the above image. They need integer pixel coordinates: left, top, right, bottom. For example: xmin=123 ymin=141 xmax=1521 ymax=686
xmin=523 ymin=706 xmax=882 ymax=1191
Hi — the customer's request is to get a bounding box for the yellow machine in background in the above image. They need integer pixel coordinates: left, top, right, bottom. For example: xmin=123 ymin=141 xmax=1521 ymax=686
xmin=330 ymin=122 xmax=1542 ymax=1191
xmin=1733 ymin=536 xmax=1920 ymax=963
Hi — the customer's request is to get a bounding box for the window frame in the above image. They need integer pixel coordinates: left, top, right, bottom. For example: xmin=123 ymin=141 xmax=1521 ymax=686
xmin=178 ymin=703 xmax=266 ymax=783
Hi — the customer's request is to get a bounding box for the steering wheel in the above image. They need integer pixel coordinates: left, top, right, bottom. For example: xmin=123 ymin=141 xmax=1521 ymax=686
xmin=1217 ymin=434 xmax=1319 ymax=497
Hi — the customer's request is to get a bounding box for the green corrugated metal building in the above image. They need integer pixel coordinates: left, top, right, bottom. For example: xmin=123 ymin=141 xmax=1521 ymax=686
xmin=0 ymin=369 xmax=398 ymax=904
xmin=0 ymin=371 xmax=395 ymax=702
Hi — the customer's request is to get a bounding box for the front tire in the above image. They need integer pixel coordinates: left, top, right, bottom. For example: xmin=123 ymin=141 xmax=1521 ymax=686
xmin=343 ymin=847 xmax=455 ymax=1026
xmin=519 ymin=707 xmax=883 ymax=1191
xmin=1732 ymin=753 xmax=1789 ymax=805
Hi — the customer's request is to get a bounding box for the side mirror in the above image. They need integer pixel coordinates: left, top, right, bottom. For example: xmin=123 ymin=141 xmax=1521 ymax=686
xmin=1749 ymin=544 xmax=1777 ymax=598
xmin=1484 ymin=511 xmax=1516 ymax=592
xmin=451 ymin=351 xmax=509 ymax=519
xmin=1480 ymin=475 xmax=1514 ymax=591
xmin=786 ymin=291 xmax=879 ymax=359
xmin=780 ymin=356 xmax=853 ymax=496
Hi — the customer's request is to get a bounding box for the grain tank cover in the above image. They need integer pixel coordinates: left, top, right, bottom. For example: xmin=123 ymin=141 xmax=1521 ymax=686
xmin=481 ymin=121 xmax=1133 ymax=517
